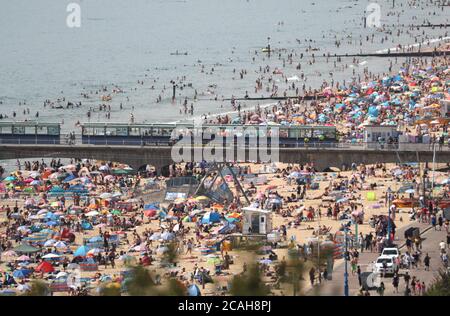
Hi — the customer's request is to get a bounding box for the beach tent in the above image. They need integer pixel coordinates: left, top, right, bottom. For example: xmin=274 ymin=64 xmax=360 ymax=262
xmin=35 ymin=261 xmax=55 ymax=273
xmin=201 ymin=212 xmax=221 ymax=224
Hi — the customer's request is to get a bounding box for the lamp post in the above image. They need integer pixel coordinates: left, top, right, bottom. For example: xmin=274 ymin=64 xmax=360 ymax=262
xmin=387 ymin=187 xmax=392 ymax=243
xmin=344 ymin=226 xmax=349 ymax=296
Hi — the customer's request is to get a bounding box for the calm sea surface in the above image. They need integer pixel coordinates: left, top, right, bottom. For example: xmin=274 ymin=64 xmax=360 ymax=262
xmin=0 ymin=0 xmax=448 ymax=170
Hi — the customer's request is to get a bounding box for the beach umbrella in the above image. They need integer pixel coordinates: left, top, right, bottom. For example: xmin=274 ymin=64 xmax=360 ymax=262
xmin=405 ymin=189 xmax=415 ymax=194
xmin=17 ymin=226 xmax=31 ymax=233
xmin=3 ymin=176 xmax=17 ymax=182
xmin=195 ymin=196 xmax=210 ymax=202
xmin=99 ymin=192 xmax=113 ymax=199
xmin=133 ymin=244 xmax=147 ymax=252
xmin=24 ymin=198 xmax=37 ymax=206
xmin=17 ymin=284 xmax=31 ymax=293
xmin=187 ymin=284 xmax=201 ymax=296
xmin=87 ymin=248 xmax=103 ymax=256
xmin=99 ymin=165 xmax=110 ymax=171
xmin=2 ymin=250 xmax=17 ymax=258
xmin=30 ymin=180 xmax=42 ymax=186
xmin=225 ymin=217 xmax=239 ymax=223
xmin=41 ymin=253 xmax=61 ymax=259
xmin=29 ymin=171 xmax=41 ymax=179
xmin=0 ymin=289 xmax=17 ymax=296
xmin=440 ymin=178 xmax=450 ymax=185
xmin=336 ymin=197 xmax=349 ymax=203
xmin=16 ymin=255 xmax=31 ymax=262
xmin=161 ymin=231 xmax=175 ymax=241
xmin=119 ymin=254 xmax=136 ymax=264
xmin=149 ymin=233 xmax=161 ymax=241
xmin=12 ymin=270 xmax=28 ymax=279
xmin=13 ymin=243 xmax=39 ymax=254
xmin=54 ymin=241 xmax=67 ymax=249
xmin=45 ymin=221 xmax=58 ymax=227
xmin=104 ymin=175 xmax=115 ymax=182
xmin=89 ymin=236 xmax=103 ymax=243
xmin=67 ymin=263 xmax=80 ymax=270
xmin=110 ymin=210 xmax=122 ymax=216
xmin=86 ymin=210 xmax=99 ymax=217
xmin=55 ymin=271 xmax=68 ymax=279
xmin=259 ymin=259 xmax=272 ymax=265
xmin=144 ymin=203 xmax=159 ymax=210
xmin=73 ymin=245 xmax=90 ymax=257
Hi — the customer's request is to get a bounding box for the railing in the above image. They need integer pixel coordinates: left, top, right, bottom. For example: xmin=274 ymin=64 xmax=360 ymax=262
xmin=0 ymin=136 xmax=449 ymax=151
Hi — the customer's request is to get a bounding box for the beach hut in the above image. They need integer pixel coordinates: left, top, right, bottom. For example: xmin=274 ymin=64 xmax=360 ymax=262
xmin=242 ymin=207 xmax=272 ymax=235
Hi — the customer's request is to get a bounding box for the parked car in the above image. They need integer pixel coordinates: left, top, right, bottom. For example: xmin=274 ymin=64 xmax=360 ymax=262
xmin=381 ymin=247 xmax=400 ymax=260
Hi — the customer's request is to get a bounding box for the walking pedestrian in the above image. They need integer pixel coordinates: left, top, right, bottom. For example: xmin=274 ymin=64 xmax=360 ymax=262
xmin=424 ymin=253 xmax=430 ymax=271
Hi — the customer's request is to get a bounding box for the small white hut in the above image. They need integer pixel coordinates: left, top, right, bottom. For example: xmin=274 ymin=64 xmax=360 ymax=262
xmin=241 ymin=207 xmax=272 ymax=235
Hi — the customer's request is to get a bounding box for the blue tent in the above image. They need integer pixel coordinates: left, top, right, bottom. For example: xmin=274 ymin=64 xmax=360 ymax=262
xmin=201 ymin=212 xmax=221 ymax=224
xmin=187 ymin=284 xmax=201 ymax=296
xmin=74 ymin=245 xmax=90 ymax=257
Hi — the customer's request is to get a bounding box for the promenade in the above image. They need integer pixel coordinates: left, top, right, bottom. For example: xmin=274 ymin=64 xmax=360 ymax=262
xmin=308 ymin=218 xmax=448 ymax=296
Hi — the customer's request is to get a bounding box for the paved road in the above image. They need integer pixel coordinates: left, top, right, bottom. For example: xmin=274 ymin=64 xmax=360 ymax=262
xmin=307 ymin=218 xmax=449 ymax=296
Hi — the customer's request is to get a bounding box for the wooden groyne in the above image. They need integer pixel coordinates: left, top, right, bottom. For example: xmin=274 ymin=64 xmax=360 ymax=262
xmin=222 ymin=95 xmax=328 ymax=101
xmin=330 ymin=50 xmax=449 ymax=58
